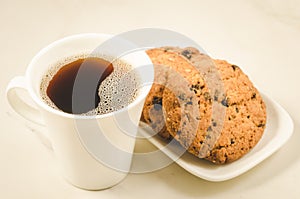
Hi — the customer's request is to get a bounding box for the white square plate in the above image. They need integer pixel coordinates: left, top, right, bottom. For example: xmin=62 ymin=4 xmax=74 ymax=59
xmin=138 ymin=93 xmax=294 ymax=181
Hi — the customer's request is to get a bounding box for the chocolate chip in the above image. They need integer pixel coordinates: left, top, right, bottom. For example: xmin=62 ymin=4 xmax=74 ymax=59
xmin=247 ymin=115 xmax=250 ymax=119
xmin=216 ymin=145 xmax=225 ymax=150
xmin=191 ymin=84 xmax=200 ymax=90
xmin=230 ymin=138 xmax=235 ymax=144
xmin=214 ymin=90 xmax=219 ymax=101
xmin=212 ymin=153 xmax=217 ymax=158
xmin=235 ymin=107 xmax=239 ymax=113
xmin=251 ymin=93 xmax=257 ymax=99
xmin=186 ymin=101 xmax=193 ymax=105
xmin=181 ymin=50 xmax=192 ymax=59
xmin=207 ymin=126 xmax=212 ymax=132
xmin=152 ymin=96 xmax=162 ymax=105
xmin=190 ymin=86 xmax=199 ymax=94
xmin=212 ymin=122 xmax=217 ymax=127
xmin=258 ymin=123 xmax=265 ymax=128
xmin=231 ymin=65 xmax=238 ymax=71
xmin=221 ymin=98 xmax=229 ymax=107
xmin=214 ymin=95 xmax=218 ymax=101
xmin=178 ymin=93 xmax=185 ymax=100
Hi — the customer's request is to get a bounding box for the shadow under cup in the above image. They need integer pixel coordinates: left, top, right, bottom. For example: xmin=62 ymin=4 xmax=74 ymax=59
xmin=24 ymin=34 xmax=154 ymax=190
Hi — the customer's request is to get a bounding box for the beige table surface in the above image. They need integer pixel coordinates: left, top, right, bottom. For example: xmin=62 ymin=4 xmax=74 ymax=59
xmin=1 ymin=0 xmax=300 ymax=198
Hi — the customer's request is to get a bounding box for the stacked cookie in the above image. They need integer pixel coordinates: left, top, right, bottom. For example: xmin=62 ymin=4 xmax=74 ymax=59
xmin=142 ymin=47 xmax=266 ymax=164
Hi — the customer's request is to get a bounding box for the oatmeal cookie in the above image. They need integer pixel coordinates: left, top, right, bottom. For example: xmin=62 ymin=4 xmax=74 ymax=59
xmin=142 ymin=47 xmax=267 ymax=164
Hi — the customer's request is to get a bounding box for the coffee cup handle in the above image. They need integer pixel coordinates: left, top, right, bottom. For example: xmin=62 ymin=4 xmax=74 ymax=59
xmin=6 ymin=76 xmax=45 ymax=126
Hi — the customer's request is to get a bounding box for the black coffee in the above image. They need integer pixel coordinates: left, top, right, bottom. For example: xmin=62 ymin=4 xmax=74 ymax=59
xmin=46 ymin=57 xmax=113 ymax=114
xmin=40 ymin=55 xmax=139 ymax=115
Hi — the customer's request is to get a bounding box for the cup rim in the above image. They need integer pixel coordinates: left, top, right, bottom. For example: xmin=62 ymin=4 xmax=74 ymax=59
xmin=25 ymin=33 xmax=154 ymax=119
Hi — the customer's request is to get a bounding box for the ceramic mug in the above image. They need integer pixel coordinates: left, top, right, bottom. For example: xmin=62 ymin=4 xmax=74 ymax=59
xmin=6 ymin=33 xmax=154 ymax=190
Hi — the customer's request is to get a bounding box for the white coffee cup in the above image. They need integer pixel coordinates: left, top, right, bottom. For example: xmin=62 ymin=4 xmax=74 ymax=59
xmin=6 ymin=33 xmax=154 ymax=190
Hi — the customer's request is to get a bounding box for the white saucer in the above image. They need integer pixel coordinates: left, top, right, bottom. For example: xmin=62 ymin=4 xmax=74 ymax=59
xmin=138 ymin=93 xmax=294 ymax=181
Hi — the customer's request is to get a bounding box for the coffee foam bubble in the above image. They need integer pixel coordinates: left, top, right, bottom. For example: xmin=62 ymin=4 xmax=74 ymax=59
xmin=40 ymin=53 xmax=140 ymax=115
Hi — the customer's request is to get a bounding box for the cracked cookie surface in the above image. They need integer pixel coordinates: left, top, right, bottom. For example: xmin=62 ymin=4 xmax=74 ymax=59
xmin=205 ymin=59 xmax=266 ymax=164
xmin=142 ymin=47 xmax=267 ymax=164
